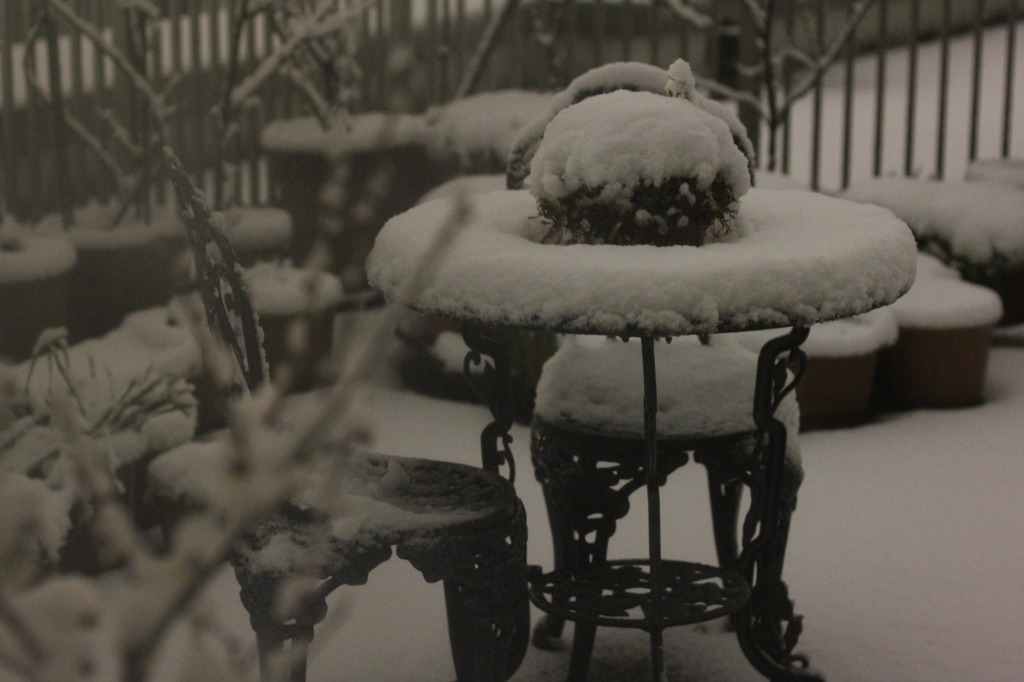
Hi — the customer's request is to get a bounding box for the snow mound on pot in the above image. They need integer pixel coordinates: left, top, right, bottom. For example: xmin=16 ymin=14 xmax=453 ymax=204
xmin=244 ymin=263 xmax=343 ymax=316
xmin=0 ymin=233 xmax=76 ymax=283
xmin=843 ymin=177 xmax=1024 ymax=266
xmin=886 ymin=276 xmax=1003 ymax=329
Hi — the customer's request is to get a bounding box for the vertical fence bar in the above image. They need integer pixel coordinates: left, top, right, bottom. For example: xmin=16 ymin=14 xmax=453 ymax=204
xmin=622 ymin=0 xmax=633 ymax=62
xmin=593 ymin=0 xmax=605 ymax=66
xmin=873 ymin=0 xmax=888 ymax=177
xmin=936 ymin=0 xmax=951 ymax=178
xmin=426 ymin=0 xmax=439 ymax=103
xmin=969 ymin=0 xmax=986 ymax=161
xmin=781 ymin=0 xmax=795 ymax=174
xmin=841 ymin=0 xmax=856 ymax=189
xmin=810 ymin=0 xmax=825 ymax=191
xmin=1004 ymin=0 xmax=1018 ymax=157
xmin=904 ymin=0 xmax=919 ymax=176
xmin=649 ymin=0 xmax=660 ymax=67
xmin=1 ymin=1 xmax=17 ymax=217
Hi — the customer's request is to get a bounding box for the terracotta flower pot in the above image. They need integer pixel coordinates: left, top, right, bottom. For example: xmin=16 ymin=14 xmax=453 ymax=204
xmin=263 ymin=115 xmax=450 ymax=290
xmin=0 ymin=234 xmax=76 ymax=361
xmin=875 ymin=274 xmax=1003 ymax=409
xmin=796 ymin=352 xmax=880 ymax=430
xmin=65 ymin=227 xmax=187 ymax=343
xmin=246 ymin=263 xmax=343 ymax=392
xmin=877 ymin=325 xmax=994 ymax=408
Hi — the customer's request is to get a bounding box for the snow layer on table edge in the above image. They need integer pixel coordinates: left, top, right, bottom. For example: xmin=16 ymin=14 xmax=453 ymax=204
xmin=842 ymin=177 xmax=1024 ymax=265
xmin=535 ymin=335 xmax=800 ymax=457
xmin=0 ymin=234 xmax=77 ymax=283
xmin=528 ymin=90 xmax=751 ymax=210
xmin=366 ymin=189 xmax=918 ymax=336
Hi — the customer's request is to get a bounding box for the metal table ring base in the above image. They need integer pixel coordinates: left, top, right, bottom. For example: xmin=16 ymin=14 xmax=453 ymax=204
xmin=515 ymin=328 xmax=822 ymax=681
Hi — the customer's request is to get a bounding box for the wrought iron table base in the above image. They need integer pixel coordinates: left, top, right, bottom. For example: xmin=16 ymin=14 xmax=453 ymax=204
xmin=492 ymin=327 xmax=819 ymax=681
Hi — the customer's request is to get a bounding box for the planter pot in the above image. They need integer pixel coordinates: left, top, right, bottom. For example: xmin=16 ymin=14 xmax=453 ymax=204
xmin=876 ymin=274 xmax=1003 ymax=409
xmin=796 ymin=352 xmax=880 ymax=431
xmin=876 ymin=325 xmax=994 ymax=408
xmin=66 ymin=227 xmax=187 ymax=343
xmin=262 ymin=114 xmax=448 ymax=289
xmin=259 ymin=308 xmax=336 ymax=392
xmin=0 ymin=234 xmax=76 ymax=361
xmin=246 ymin=263 xmax=343 ymax=392
xmin=979 ymin=269 xmax=1024 ymax=326
xmin=266 ymin=148 xmax=331 ymax=263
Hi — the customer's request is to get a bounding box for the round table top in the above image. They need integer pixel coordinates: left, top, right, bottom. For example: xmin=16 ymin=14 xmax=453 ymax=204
xmin=367 ymin=189 xmax=918 ymax=337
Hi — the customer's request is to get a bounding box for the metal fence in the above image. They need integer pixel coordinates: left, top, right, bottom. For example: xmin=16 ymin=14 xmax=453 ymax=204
xmin=1 ymin=0 xmax=1021 ymax=221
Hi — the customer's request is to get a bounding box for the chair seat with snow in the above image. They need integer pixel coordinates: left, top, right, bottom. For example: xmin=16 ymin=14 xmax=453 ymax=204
xmin=161 ymin=151 xmax=528 ymax=682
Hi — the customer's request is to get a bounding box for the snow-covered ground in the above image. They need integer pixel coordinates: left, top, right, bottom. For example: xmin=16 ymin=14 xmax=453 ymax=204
xmin=197 ymin=339 xmax=1024 ymax=681
xmin=197 ymin=21 xmax=1024 ymax=681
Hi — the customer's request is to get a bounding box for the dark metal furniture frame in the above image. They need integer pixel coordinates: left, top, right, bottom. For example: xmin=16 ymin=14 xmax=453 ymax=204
xmin=166 ymin=150 xmax=530 ymax=682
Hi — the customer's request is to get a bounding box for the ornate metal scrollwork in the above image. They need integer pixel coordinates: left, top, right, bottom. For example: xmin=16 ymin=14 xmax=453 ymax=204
xmin=165 ymin=149 xmax=267 ymax=393
xmin=462 ymin=324 xmax=517 ymax=482
xmin=734 ymin=324 xmax=823 ymax=681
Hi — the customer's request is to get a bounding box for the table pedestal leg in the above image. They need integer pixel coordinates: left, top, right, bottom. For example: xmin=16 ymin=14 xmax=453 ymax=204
xmin=640 ymin=336 xmax=666 ymax=681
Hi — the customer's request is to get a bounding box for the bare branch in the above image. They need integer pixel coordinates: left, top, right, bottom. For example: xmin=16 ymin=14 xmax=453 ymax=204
xmin=778 ymin=0 xmax=876 ymax=116
xmin=694 ymin=75 xmax=768 ymax=119
xmin=663 ymin=0 xmax=715 ymax=31
xmin=737 ymin=0 xmax=768 ymax=33
xmin=43 ymin=0 xmax=171 ymax=135
xmin=454 ymin=0 xmax=521 ymax=100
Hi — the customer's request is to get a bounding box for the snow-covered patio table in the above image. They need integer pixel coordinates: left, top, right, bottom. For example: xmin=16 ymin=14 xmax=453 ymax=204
xmin=367 ymin=187 xmax=917 ymax=682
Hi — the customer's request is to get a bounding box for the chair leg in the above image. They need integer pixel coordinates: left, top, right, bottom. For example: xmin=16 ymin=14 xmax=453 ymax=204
xmin=705 ymin=466 xmax=742 ymax=569
xmin=253 ymin=622 xmax=312 ymax=682
xmin=236 ymin=568 xmax=331 ymax=682
xmin=532 ymin=486 xmax=572 ymax=649
xmin=434 ymin=502 xmax=529 ymax=682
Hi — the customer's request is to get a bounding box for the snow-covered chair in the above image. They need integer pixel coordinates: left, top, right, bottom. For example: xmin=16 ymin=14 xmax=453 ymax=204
xmin=163 ymin=152 xmax=529 ymax=682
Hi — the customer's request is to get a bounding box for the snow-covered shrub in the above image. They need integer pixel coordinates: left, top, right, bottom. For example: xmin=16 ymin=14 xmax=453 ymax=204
xmin=529 ymin=88 xmax=751 ymax=246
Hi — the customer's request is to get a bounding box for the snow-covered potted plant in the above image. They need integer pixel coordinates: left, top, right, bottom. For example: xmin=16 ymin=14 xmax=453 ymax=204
xmin=843 ymin=177 xmax=1024 ymax=326
xmin=0 ymin=224 xmax=76 ymax=361
xmin=528 ymin=60 xmax=752 ymax=248
xmin=3 ymin=322 xmax=197 ymax=573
